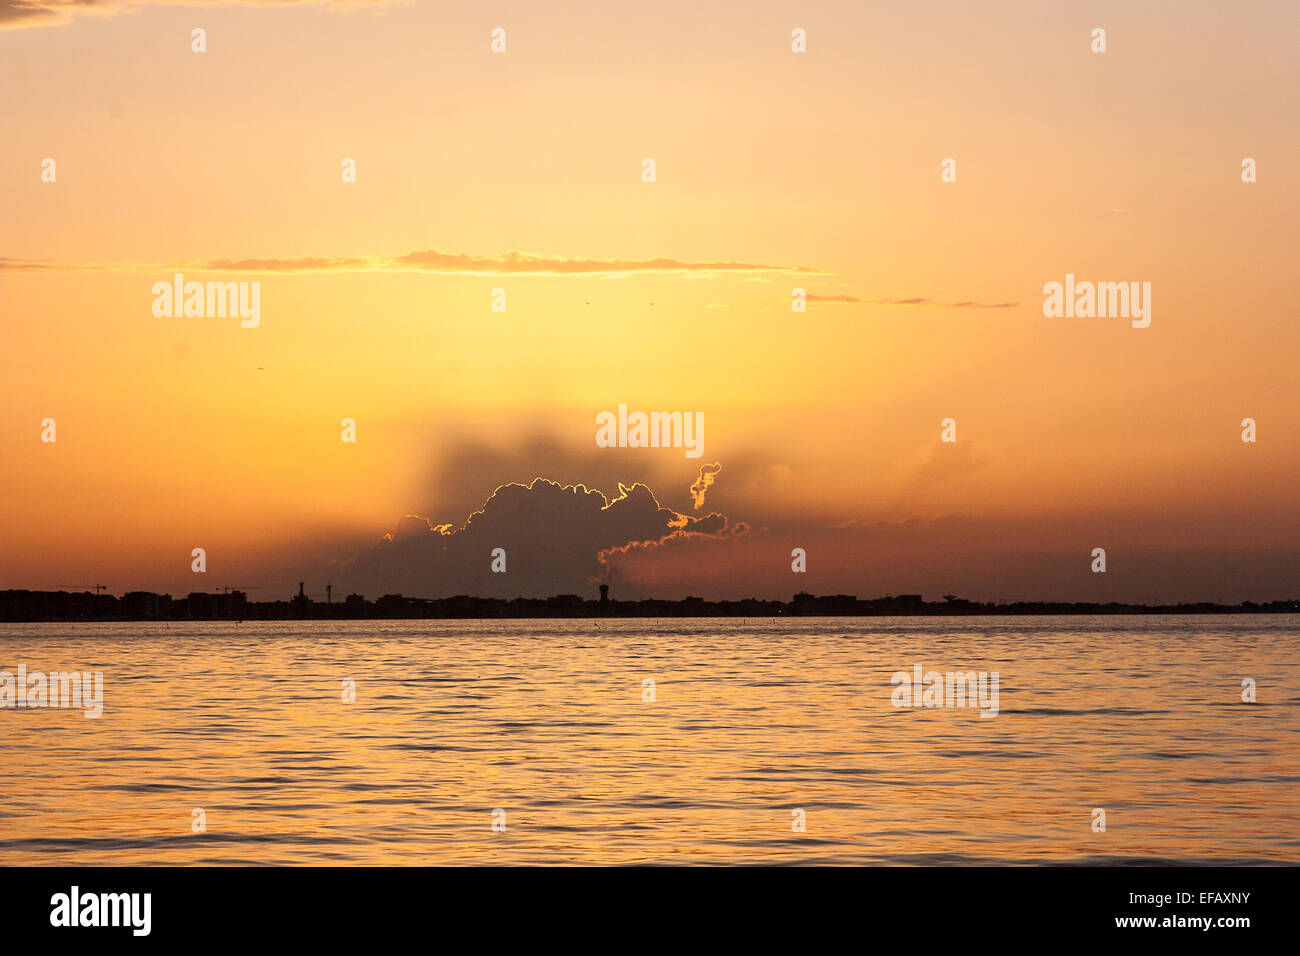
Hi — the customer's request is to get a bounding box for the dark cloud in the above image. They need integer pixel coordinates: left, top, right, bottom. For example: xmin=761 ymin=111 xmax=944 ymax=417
xmin=333 ymin=478 xmax=737 ymax=599
xmin=410 ymin=431 xmax=697 ymax=525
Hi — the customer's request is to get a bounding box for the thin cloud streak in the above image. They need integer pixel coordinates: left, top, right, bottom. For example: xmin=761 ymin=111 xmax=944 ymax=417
xmin=805 ymin=293 xmax=1019 ymax=309
xmin=0 ymin=248 xmax=821 ymax=277
xmin=0 ymin=0 xmax=373 ymax=30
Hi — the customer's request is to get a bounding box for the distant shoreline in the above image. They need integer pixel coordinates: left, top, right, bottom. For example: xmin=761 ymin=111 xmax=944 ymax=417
xmin=2 ymin=588 xmax=1297 ymax=622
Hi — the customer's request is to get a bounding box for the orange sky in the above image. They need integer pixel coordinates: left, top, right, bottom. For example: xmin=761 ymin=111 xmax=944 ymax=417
xmin=2 ymin=0 xmax=1297 ymax=602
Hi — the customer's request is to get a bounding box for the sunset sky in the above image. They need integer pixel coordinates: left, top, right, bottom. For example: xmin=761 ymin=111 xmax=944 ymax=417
xmin=2 ymin=0 xmax=1297 ymax=602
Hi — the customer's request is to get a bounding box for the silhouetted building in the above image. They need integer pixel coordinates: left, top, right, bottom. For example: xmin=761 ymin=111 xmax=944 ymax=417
xmin=185 ymin=592 xmax=218 ymax=618
xmin=2 ymin=587 xmax=1296 ymax=622
xmin=291 ymin=582 xmax=311 ymax=618
xmin=220 ymin=590 xmax=249 ymax=618
xmin=121 ymin=591 xmax=171 ymax=619
xmin=178 ymin=591 xmax=246 ymax=619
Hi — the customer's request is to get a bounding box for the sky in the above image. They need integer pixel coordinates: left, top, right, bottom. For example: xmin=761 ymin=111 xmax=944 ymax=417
xmin=1 ymin=0 xmax=1297 ymax=603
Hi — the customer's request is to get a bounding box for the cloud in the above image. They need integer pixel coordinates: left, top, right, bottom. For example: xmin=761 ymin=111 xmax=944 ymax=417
xmin=0 ymin=0 xmax=371 ymax=30
xmin=689 ymin=461 xmax=722 ymax=509
xmin=384 ymin=250 xmax=817 ymax=276
xmin=0 ymin=248 xmax=819 ymax=277
xmin=0 ymin=0 xmax=76 ymax=27
xmin=0 ymin=257 xmax=58 ymax=271
xmin=909 ymin=440 xmax=985 ymax=487
xmin=596 ymin=513 xmax=749 ymax=584
xmin=805 ymin=293 xmax=1018 ymax=309
xmin=202 ymin=256 xmax=372 ymax=273
xmin=334 ymin=477 xmax=738 ymax=599
xmin=408 ymin=429 xmax=708 ymax=524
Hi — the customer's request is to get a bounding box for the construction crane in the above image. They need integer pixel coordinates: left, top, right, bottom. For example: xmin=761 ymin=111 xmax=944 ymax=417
xmin=52 ymin=584 xmax=107 ymax=595
xmin=216 ymin=586 xmax=260 ymax=595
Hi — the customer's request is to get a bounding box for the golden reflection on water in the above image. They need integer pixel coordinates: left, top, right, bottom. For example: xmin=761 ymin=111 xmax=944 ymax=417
xmin=1 ymin=617 xmax=1297 ymax=864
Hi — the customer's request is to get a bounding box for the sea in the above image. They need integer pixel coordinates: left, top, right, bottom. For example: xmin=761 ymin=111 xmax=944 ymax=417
xmin=1 ymin=616 xmax=1296 ymax=865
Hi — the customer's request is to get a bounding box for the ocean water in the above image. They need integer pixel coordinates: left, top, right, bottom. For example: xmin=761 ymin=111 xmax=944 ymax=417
xmin=1 ymin=616 xmax=1296 ymax=865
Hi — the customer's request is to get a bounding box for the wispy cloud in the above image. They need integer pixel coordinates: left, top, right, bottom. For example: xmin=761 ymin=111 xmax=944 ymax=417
xmin=0 ymin=248 xmax=820 ymax=277
xmin=0 ymin=256 xmax=59 ymax=271
xmin=0 ymin=0 xmax=372 ymax=30
xmin=805 ymin=293 xmax=1019 ymax=309
xmin=689 ymin=462 xmax=722 ymax=510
